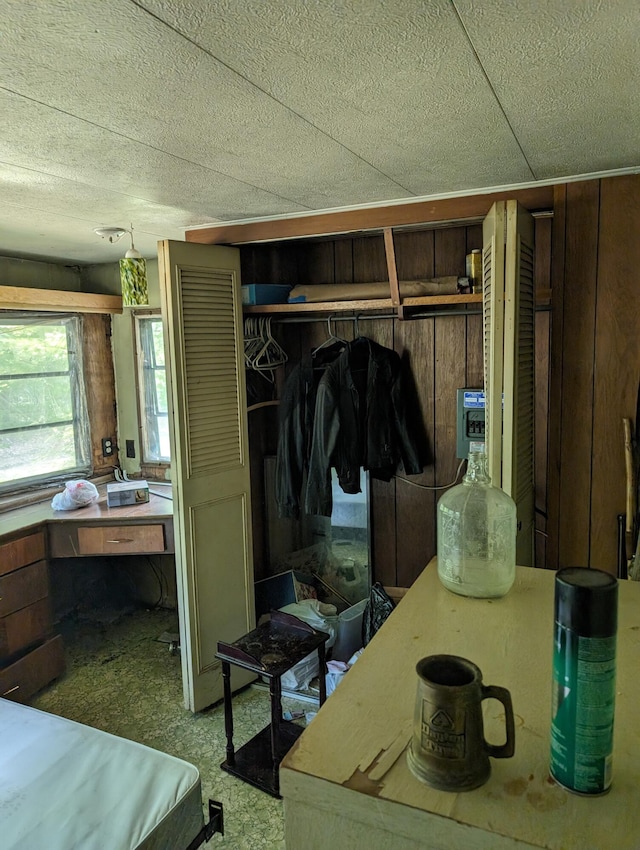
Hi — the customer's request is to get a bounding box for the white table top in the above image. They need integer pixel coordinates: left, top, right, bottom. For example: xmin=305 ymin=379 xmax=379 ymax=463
xmin=281 ymin=561 xmax=640 ymax=850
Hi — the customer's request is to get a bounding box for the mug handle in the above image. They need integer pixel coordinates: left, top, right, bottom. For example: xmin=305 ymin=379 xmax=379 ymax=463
xmin=481 ymin=685 xmax=515 ymax=759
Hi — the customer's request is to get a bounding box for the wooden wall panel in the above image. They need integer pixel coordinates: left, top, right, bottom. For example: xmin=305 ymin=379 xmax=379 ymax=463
xmin=394 ymin=230 xmax=436 ymax=280
xmin=557 ymin=181 xmax=600 ymax=568
xmin=334 ymin=239 xmax=353 ymax=284
xmin=84 ymin=314 xmax=118 ymax=475
xmin=353 ymin=234 xmax=387 ymax=283
xmin=394 ymin=317 xmax=436 ymax=587
xmin=298 ymin=241 xmax=335 ymax=285
xmin=590 ymin=176 xmax=640 ymax=572
xmin=546 ymin=174 xmax=640 ymax=575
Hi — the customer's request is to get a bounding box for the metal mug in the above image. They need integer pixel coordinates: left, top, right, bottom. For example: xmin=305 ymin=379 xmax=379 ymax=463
xmin=407 ymin=654 xmax=515 ymax=791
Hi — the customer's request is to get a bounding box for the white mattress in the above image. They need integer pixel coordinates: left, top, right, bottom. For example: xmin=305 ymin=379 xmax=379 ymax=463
xmin=0 ymin=700 xmax=203 ymax=850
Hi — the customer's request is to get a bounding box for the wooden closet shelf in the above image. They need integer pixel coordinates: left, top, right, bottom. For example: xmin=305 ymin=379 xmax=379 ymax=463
xmin=243 ymin=289 xmax=551 ymax=316
xmin=243 ymin=293 xmax=482 ymax=315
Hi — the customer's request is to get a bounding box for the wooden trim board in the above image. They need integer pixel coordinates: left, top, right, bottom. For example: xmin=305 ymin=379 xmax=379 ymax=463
xmin=187 ymin=186 xmax=554 ymax=246
xmin=0 ymin=286 xmax=123 ymax=314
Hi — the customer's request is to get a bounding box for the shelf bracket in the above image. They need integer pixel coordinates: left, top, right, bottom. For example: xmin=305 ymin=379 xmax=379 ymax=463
xmin=383 ymin=228 xmax=404 ymax=320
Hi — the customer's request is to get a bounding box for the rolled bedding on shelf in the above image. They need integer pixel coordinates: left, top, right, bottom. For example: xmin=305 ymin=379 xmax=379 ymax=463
xmin=287 ymin=276 xmax=467 ymax=303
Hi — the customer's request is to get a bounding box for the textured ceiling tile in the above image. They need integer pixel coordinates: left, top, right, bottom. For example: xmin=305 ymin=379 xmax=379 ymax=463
xmin=0 ymin=0 xmax=637 ymax=265
xmin=0 ymin=91 xmax=309 ymax=222
xmin=0 ymin=0 xmax=409 ymax=210
xmin=0 ymin=201 xmax=181 ymax=264
xmin=0 ymin=160 xmax=200 ymax=229
xmin=0 ymin=161 xmax=194 ymax=261
xmin=454 ymin=0 xmax=640 ymax=177
xmin=140 ymin=0 xmax=533 ymax=192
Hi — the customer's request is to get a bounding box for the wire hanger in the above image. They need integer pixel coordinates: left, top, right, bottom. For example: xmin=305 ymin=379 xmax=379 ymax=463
xmin=252 ymin=316 xmax=287 ymax=372
xmin=312 ymin=315 xmax=347 ymax=356
xmin=243 ymin=316 xmax=287 ymax=383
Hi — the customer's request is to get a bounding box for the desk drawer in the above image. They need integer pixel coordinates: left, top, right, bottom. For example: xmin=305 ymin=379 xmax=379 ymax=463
xmin=0 ymin=635 xmax=65 ymax=703
xmin=77 ymin=524 xmax=166 ymax=555
xmin=0 ymin=560 xmax=49 ymax=617
xmin=0 ymin=530 xmax=46 ymax=577
xmin=0 ymin=597 xmax=51 ymax=657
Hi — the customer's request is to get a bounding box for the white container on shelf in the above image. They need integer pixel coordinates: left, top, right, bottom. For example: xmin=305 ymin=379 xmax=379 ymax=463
xmin=332 ymin=598 xmax=367 ymax=662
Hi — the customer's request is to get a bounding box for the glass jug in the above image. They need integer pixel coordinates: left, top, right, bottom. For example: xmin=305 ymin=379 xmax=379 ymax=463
xmin=437 ymin=452 xmax=516 ymax=598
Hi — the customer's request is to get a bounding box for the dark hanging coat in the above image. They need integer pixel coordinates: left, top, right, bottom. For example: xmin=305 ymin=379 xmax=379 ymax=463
xmin=305 ymin=337 xmax=423 ymax=516
xmin=275 ymin=341 xmax=345 ymax=519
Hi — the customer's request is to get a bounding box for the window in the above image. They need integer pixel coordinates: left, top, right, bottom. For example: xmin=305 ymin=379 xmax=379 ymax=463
xmin=135 ymin=313 xmax=170 ymax=463
xmin=0 ymin=313 xmax=91 ymax=492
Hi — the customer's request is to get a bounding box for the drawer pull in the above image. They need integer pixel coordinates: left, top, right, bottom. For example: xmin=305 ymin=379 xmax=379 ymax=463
xmin=106 ymin=539 xmax=133 ymax=544
xmin=3 ymin=685 xmax=20 ymax=696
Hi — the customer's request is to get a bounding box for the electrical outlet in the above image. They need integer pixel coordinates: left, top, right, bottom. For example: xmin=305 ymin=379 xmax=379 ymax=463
xmin=126 ymin=440 xmax=136 ymax=459
xmin=102 ymin=437 xmax=115 ymax=457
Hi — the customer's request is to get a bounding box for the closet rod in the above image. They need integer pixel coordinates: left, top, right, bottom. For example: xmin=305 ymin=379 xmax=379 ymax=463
xmin=272 ymin=310 xmax=478 ymax=323
xmin=271 ymin=304 xmax=550 ymax=324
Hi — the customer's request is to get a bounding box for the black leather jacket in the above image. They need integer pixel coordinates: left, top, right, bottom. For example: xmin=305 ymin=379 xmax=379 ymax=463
xmin=275 ymin=342 xmax=345 ymax=519
xmin=304 ymin=337 xmax=423 ymax=516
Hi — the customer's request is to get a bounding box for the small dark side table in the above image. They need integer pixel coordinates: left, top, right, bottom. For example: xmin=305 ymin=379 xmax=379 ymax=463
xmin=216 ymin=610 xmax=328 ymax=798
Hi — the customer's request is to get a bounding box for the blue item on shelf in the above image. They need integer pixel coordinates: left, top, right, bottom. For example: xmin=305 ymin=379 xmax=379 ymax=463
xmin=241 ymin=284 xmax=291 ymax=305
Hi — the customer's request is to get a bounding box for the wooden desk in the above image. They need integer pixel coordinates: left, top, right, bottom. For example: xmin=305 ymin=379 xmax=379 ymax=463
xmin=0 ymin=484 xmax=174 ymax=557
xmin=0 ymin=484 xmax=174 ymax=703
xmin=281 ymin=561 xmax=640 ymax=850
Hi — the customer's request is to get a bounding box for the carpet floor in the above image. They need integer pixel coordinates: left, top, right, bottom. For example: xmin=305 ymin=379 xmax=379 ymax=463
xmin=31 ymin=606 xmax=314 ymax=850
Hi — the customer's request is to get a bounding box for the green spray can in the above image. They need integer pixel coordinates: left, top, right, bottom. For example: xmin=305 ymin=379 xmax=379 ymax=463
xmin=550 ymin=567 xmax=618 ymax=795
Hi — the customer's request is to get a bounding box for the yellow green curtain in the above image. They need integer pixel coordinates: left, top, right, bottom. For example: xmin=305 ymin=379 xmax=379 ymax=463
xmin=120 ymin=257 xmax=148 ymax=306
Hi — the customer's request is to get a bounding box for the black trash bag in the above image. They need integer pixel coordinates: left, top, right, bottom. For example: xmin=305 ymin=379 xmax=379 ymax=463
xmin=362 ymin=582 xmax=396 ymax=646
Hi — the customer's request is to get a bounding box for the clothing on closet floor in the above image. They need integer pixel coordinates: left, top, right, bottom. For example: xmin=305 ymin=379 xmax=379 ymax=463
xmin=305 ymin=337 xmax=423 ymax=517
xmin=275 ymin=341 xmax=345 ymax=519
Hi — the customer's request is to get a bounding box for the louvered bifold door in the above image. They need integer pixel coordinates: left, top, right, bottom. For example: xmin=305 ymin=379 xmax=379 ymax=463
xmin=502 ymin=201 xmax=536 ymax=567
xmin=482 ymin=201 xmax=506 ymax=487
xmin=159 ymin=240 xmax=255 ymax=713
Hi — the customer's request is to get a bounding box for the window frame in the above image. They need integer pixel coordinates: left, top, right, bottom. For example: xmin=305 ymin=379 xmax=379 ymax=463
xmin=133 ymin=309 xmax=171 ymax=470
xmin=0 ymin=311 xmax=92 ymax=495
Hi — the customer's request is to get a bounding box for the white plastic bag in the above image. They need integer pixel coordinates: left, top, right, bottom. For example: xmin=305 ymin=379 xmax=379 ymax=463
xmin=281 ymin=651 xmax=319 ymax=691
xmin=279 ymin=599 xmax=338 ymax=648
xmin=51 ymin=480 xmax=99 ymax=511
xmin=278 ymin=600 xmax=339 ymax=692
xmin=325 ymin=660 xmax=349 ymax=696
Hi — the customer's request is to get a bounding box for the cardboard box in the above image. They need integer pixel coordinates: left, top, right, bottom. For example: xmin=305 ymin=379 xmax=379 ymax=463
xmin=106 ymin=480 xmax=149 ymax=507
xmin=254 ymin=570 xmax=317 ymax=618
xmin=241 ymin=284 xmax=291 ymax=305
xmin=384 ymin=586 xmax=408 ymax=606
xmin=254 ymin=569 xmax=349 ymax=619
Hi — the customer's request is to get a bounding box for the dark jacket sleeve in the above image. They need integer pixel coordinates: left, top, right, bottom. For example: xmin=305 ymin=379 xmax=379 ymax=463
xmin=304 ymin=372 xmax=340 ymax=517
xmin=275 ymin=364 xmax=306 ymax=518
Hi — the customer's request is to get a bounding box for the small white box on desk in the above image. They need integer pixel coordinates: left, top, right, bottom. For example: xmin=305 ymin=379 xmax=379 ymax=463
xmin=106 ymin=480 xmax=149 ymax=507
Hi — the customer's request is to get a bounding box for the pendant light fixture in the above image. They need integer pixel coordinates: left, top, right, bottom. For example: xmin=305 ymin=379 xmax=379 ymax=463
xmin=94 ymin=224 xmax=149 ymax=307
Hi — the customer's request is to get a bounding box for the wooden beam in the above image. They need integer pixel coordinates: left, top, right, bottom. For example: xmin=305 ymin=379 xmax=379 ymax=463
xmin=186 ymin=185 xmax=554 ymax=246
xmin=0 ymin=286 xmax=123 ymax=314
xmin=243 ymin=293 xmax=481 ymax=314
xmin=383 ymin=227 xmax=404 ymax=320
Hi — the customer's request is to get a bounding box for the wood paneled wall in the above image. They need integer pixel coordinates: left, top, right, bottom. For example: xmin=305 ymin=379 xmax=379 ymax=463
xmin=83 ymin=314 xmax=119 ymax=475
xmin=243 ymin=218 xmax=551 ymax=587
xmin=547 ymin=175 xmax=640 ymax=574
